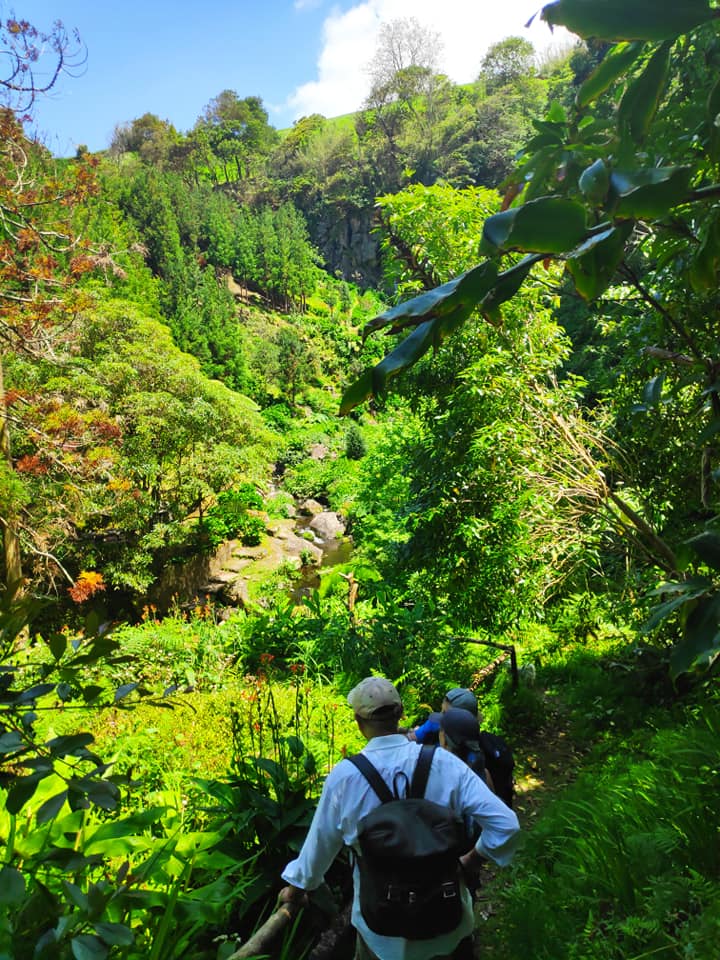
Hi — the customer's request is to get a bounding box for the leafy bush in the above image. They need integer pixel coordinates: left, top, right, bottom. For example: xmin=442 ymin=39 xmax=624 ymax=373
xmin=344 ymin=423 xmax=367 ymax=460
xmin=196 ymin=485 xmax=266 ymax=550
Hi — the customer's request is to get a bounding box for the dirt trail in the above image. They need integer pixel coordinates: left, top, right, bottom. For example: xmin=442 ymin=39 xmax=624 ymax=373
xmin=472 ymin=696 xmax=585 ymax=951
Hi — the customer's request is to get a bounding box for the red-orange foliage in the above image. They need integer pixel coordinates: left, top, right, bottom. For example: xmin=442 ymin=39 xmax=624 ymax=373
xmin=15 ymin=454 xmax=48 ymax=475
xmin=68 ymin=570 xmax=106 ymax=603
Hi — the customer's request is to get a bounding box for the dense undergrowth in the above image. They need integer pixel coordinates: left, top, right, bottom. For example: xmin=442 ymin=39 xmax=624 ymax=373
xmin=3 ymin=590 xmax=718 ymax=960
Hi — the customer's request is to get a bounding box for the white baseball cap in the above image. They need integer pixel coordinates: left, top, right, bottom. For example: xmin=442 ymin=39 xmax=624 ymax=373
xmin=347 ymin=677 xmax=402 ymax=719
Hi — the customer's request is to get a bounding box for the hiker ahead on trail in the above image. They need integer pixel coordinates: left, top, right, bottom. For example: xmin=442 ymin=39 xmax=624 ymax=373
xmin=280 ymin=676 xmax=520 ymax=960
xmin=409 ymin=687 xmax=515 ymax=809
xmin=407 ymin=687 xmax=479 ymax=745
xmin=439 ymin=708 xmax=515 ymax=809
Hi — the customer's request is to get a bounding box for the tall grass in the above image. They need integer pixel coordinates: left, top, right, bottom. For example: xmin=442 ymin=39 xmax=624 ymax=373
xmin=494 ymin=703 xmax=720 ymax=960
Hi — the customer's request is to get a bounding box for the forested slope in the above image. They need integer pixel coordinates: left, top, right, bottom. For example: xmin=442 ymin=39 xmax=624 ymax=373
xmin=2 ymin=3 xmax=720 ymax=960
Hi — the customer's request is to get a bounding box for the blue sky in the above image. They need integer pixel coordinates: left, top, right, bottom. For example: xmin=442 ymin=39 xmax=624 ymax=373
xmin=13 ymin=0 xmax=572 ymax=156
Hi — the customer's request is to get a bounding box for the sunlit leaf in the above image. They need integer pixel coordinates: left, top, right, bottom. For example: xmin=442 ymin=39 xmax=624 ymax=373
xmin=610 ymin=167 xmax=692 ymax=218
xmin=576 ymin=42 xmax=645 ymax=107
xmin=618 ymin=42 xmax=671 ymax=143
xmin=481 ymin=197 xmax=587 ymax=255
xmin=540 ymin=0 xmax=718 ymax=42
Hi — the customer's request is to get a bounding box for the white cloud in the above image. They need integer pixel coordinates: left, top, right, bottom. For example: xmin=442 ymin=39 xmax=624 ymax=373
xmin=286 ymin=0 xmax=573 ymax=122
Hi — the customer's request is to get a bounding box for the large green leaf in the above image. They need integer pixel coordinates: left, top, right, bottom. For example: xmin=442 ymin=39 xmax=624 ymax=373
xmin=71 ymin=935 xmax=108 ymax=960
xmin=481 ymin=197 xmax=587 ymax=255
xmin=670 ymin=592 xmax=720 ymax=679
xmin=686 ymin=531 xmax=720 ymax=571
xmin=610 ymin=166 xmax=692 ymax=218
xmin=92 ymin=923 xmax=134 ymax=948
xmin=36 ymin=790 xmax=69 ymax=824
xmin=339 ymin=369 xmax=374 ymax=416
xmin=566 ymin=223 xmax=632 ymax=300
xmin=480 ymin=255 xmax=542 ymax=318
xmin=0 ymin=866 xmax=25 ymax=905
xmin=362 ymin=261 xmax=496 ymax=338
xmin=618 ymin=42 xmax=671 ymax=143
xmin=373 ymin=319 xmax=436 ymax=394
xmin=576 ymin=42 xmax=645 ymax=107
xmin=643 ymin=576 xmax=712 ymax=632
xmin=540 ymin=0 xmax=718 ymax=42
xmin=578 ymin=159 xmax=610 ymax=205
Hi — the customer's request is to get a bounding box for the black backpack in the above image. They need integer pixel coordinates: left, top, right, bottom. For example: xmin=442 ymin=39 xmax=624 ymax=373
xmin=347 ymin=744 xmax=468 ymax=940
xmin=478 ymin=732 xmax=515 ymax=808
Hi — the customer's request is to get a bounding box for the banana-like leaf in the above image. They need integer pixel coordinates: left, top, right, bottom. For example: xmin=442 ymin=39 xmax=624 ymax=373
xmin=577 ymin=42 xmax=645 ymax=107
xmin=541 ymin=0 xmax=718 ymax=42
xmin=670 ymin=592 xmax=720 ymax=678
xmin=610 ymin=166 xmax=692 ymax=218
xmin=618 ymin=42 xmax=671 ymax=143
xmin=481 ymin=197 xmax=587 ymax=255
xmin=362 ymin=261 xmax=497 ymax=338
xmin=340 ymin=256 xmax=540 ymax=412
xmin=643 ymin=575 xmax=711 ymax=632
xmin=481 ymin=255 xmax=542 ymax=318
xmin=373 ymin=319 xmax=436 ymax=394
xmin=339 ymin=368 xmax=374 ymax=416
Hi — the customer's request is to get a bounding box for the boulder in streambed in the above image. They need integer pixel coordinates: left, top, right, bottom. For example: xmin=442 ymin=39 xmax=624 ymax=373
xmin=309 ymin=511 xmax=346 ymax=540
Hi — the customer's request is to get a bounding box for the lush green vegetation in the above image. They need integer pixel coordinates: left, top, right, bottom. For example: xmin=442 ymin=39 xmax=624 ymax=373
xmin=2 ymin=4 xmax=720 ymax=960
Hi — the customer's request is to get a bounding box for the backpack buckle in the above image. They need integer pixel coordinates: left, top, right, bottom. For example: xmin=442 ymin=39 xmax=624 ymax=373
xmin=441 ymin=881 xmax=458 ymax=899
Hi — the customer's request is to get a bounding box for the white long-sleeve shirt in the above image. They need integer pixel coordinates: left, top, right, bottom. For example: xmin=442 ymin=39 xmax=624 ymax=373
xmin=282 ymin=734 xmax=520 ymax=960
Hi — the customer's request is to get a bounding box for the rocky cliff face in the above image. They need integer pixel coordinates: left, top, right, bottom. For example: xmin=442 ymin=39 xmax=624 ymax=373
xmin=311 ymin=205 xmax=380 ymax=288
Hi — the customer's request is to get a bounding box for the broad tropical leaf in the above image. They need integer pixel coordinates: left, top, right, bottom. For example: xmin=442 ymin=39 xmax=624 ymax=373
xmin=481 ymin=197 xmax=587 ymax=255
xmin=540 ymin=0 xmax=718 ymax=42
xmin=610 ymin=167 xmax=692 ymax=218
xmin=576 ymin=42 xmax=645 ymax=107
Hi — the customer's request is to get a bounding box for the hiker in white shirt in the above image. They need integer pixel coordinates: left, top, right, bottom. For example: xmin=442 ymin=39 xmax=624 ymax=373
xmin=279 ymin=676 xmax=520 ymax=960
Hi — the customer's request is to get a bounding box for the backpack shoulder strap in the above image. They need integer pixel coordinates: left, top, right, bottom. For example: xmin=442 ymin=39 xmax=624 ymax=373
xmin=409 ymin=744 xmax=436 ymax=799
xmin=347 ymin=753 xmax=394 ymax=803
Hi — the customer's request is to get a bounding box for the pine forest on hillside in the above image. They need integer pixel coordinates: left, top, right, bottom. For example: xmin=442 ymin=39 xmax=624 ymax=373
xmin=1 ymin=3 xmax=720 ymax=960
